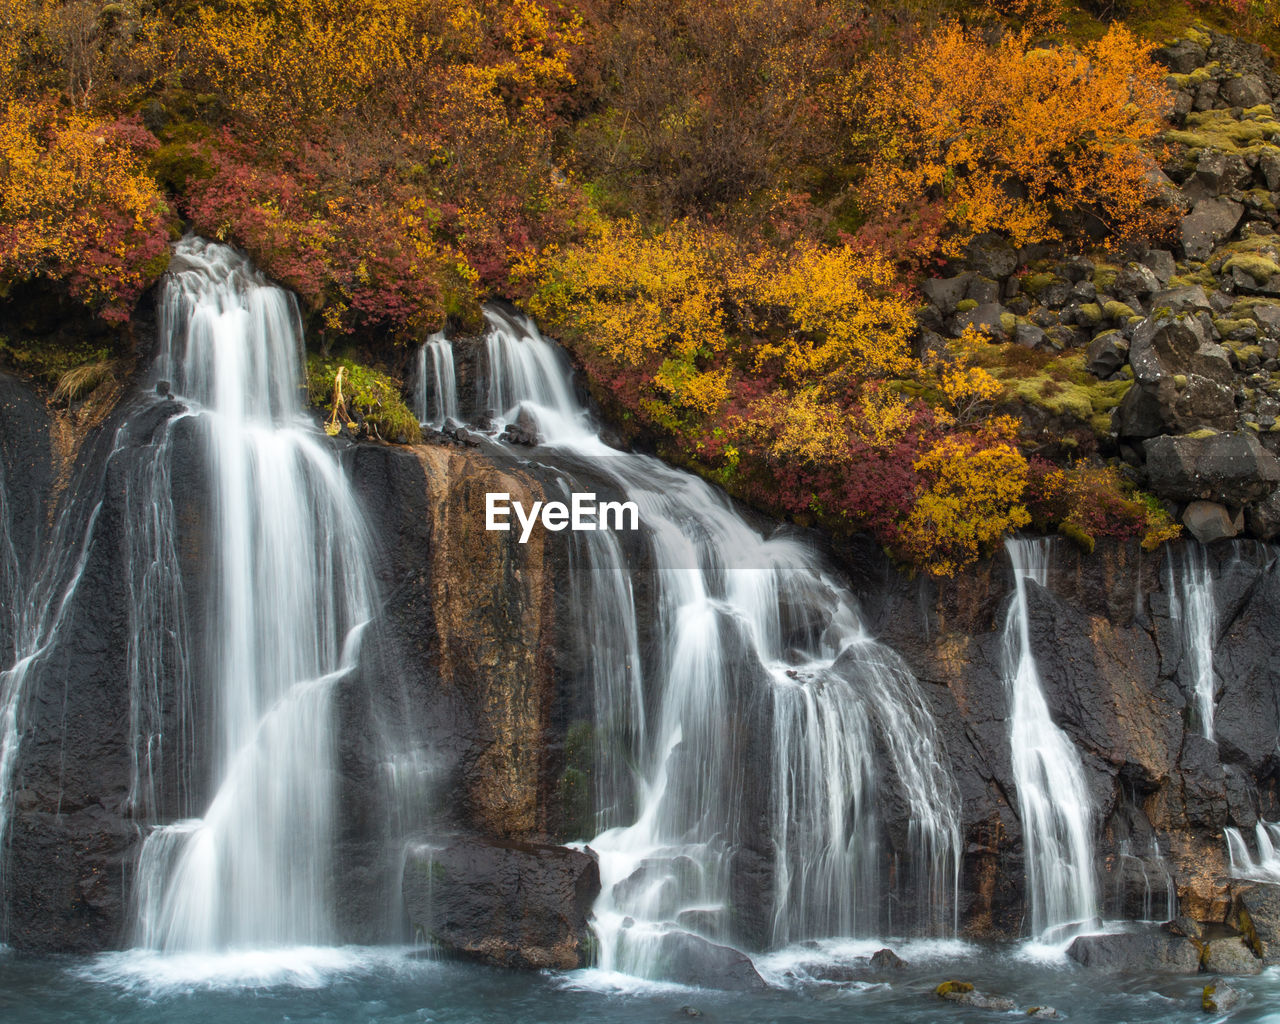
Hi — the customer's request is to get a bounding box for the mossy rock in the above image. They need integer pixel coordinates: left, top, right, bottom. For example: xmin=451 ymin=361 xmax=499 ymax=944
xmin=1078 ymin=302 xmax=1104 ymax=326
xmin=999 ymin=350 xmax=1131 ymax=434
xmin=999 ymin=312 xmax=1017 ymax=334
xmin=1104 ymin=300 xmax=1136 ymax=321
xmin=956 ymin=298 xmax=978 ymax=313
xmin=1224 ymin=254 xmax=1280 ymax=284
xmin=1185 ymin=25 xmax=1212 ymax=47
xmin=1245 ymin=190 xmax=1278 ymax=215
xmin=936 ymin=981 xmax=974 ymax=997
xmin=1167 ymin=67 xmax=1213 ymax=89
xmin=306 ymin=354 xmax=422 ymax=444
xmin=1166 ymin=108 xmax=1280 ymax=155
xmin=1092 ymin=264 xmax=1121 ymax=293
xmin=1023 ymin=272 xmax=1057 ymax=297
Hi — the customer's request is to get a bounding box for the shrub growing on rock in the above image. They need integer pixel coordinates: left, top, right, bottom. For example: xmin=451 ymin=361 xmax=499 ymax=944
xmin=857 ymin=23 xmax=1173 ymax=262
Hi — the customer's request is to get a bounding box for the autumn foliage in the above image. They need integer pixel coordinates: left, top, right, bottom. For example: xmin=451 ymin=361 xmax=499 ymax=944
xmin=0 ymin=0 xmax=1206 ymax=573
xmin=0 ymin=101 xmax=172 ymax=321
xmin=856 ymin=24 xmax=1173 ymax=263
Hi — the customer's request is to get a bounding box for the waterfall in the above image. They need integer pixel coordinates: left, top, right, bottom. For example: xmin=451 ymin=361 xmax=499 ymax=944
xmin=1001 ymin=538 xmax=1097 ymax=940
xmin=130 ymin=237 xmax=376 ymax=952
xmin=426 ymin=308 xmax=961 ymax=978
xmin=1167 ymin=545 xmax=1217 ymax=740
xmin=1225 ymin=821 xmax=1280 ymax=882
xmin=414 ymin=332 xmax=459 ymax=429
xmin=0 ymin=494 xmax=103 ymax=929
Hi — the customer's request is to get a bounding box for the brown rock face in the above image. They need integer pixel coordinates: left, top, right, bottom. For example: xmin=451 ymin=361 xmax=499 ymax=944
xmin=415 ymin=447 xmax=556 ymax=839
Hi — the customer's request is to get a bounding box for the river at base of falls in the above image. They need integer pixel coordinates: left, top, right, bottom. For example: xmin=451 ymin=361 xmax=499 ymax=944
xmin=2 ymin=944 xmax=1278 ymax=1024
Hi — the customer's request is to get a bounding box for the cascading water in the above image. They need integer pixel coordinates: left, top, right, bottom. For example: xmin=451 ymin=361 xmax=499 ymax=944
xmin=428 ymin=308 xmax=961 ymax=979
xmin=1001 ymin=538 xmax=1097 ymax=940
xmin=1225 ymin=821 xmax=1280 ymax=882
xmin=1167 ymin=545 xmax=1217 ymax=740
xmin=414 ymin=332 xmax=460 ymax=429
xmin=129 ymin=238 xmax=376 ymax=953
xmin=0 ymin=488 xmax=103 ymax=933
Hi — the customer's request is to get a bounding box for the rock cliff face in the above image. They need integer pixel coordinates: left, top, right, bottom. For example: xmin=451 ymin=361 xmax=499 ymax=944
xmin=3 ymin=355 xmax=1276 ymax=965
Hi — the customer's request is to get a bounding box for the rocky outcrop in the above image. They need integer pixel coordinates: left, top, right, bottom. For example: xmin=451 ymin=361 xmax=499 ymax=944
xmin=1066 ymin=926 xmax=1200 ymax=973
xmin=916 ymin=27 xmax=1280 ymax=544
xmin=402 ymin=836 xmax=598 ymax=969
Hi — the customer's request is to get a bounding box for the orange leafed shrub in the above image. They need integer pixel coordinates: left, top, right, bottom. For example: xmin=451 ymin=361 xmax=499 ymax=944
xmin=857 ymin=23 xmax=1172 ymax=258
xmin=177 ymin=0 xmax=582 ymax=134
xmin=0 ymin=101 xmax=172 ymax=321
xmin=734 ymin=242 xmax=918 ymax=383
xmin=898 ymin=436 xmax=1031 ymax=577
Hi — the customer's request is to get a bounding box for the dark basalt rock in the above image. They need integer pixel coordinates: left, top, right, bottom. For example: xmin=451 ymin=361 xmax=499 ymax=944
xmin=1066 ymin=926 xmax=1201 ymax=973
xmin=1144 ymin=431 xmax=1280 ymax=506
xmin=644 ymin=930 xmax=769 ymax=991
xmin=1183 ymin=199 xmax=1244 ymax=260
xmin=1234 ymin=883 xmax=1280 ymax=963
xmin=402 ymin=835 xmax=599 ymax=969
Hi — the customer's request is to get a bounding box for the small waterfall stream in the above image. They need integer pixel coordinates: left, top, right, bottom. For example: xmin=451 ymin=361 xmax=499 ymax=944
xmin=1225 ymin=821 xmax=1280 ymax=882
xmin=1001 ymin=538 xmax=1097 ymax=940
xmin=424 ymin=309 xmax=961 ymax=979
xmin=0 ymin=490 xmax=103 ymax=931
xmin=414 ymin=332 xmax=460 ymax=429
xmin=1167 ymin=545 xmax=1217 ymax=740
xmin=129 ymin=238 xmax=376 ymax=952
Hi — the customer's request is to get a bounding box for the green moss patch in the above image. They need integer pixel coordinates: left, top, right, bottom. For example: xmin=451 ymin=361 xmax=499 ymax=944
xmin=990 ymin=350 xmax=1132 ymax=435
xmin=1224 ymin=254 xmax=1280 ymax=283
xmin=1165 ymin=108 xmax=1280 ymax=156
xmin=306 ymin=355 xmax=422 ymax=444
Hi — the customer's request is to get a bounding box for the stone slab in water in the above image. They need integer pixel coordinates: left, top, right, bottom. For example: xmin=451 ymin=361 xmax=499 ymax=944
xmin=402 ymin=836 xmax=598 ymax=970
xmin=1067 ymin=926 xmax=1200 ymax=973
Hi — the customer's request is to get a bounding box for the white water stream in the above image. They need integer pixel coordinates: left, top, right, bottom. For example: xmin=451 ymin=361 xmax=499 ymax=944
xmin=1168 ymin=545 xmax=1217 ymax=740
xmin=130 ymin=238 xmax=376 ymax=952
xmin=1001 ymin=538 xmax=1097 ymax=940
xmin=425 ymin=308 xmax=961 ymax=980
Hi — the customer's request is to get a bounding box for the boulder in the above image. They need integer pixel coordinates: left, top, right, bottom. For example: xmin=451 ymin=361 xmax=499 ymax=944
xmin=646 ymin=931 xmax=768 ymax=991
xmin=1221 ymin=74 xmax=1272 ymax=109
xmin=1151 ymin=285 xmax=1213 ymax=315
xmin=1127 ymin=315 xmax=1230 ymax=385
xmin=1116 ymin=315 xmax=1237 ymax=437
xmin=935 ymin=981 xmax=1016 ymax=1011
xmin=1086 ymin=330 xmax=1130 ymax=378
xmin=1182 ymin=199 xmax=1244 ymax=261
xmin=921 ymin=274 xmax=972 ymax=314
xmin=402 ymin=836 xmax=600 ymax=969
xmin=870 ymin=947 xmax=907 ymax=970
xmin=1261 ymin=149 xmax=1280 ymax=194
xmin=966 ymin=233 xmax=1018 ymax=280
xmin=1202 ymin=981 xmax=1243 ymax=1013
xmin=1200 ymin=936 xmax=1263 ymax=976
xmin=954 ymin=302 xmax=1009 ymax=337
xmin=1154 ymin=38 xmax=1207 ymax=74
xmin=1144 ymin=432 xmax=1280 ymax=506
xmin=1143 ymin=250 xmax=1177 ymax=286
xmin=967 ymin=276 xmax=1002 ymax=306
xmin=1066 ymin=927 xmax=1200 ymax=973
xmin=1182 ymin=500 xmax=1242 ymax=544
xmin=1195 ymin=149 xmax=1251 ymax=195
xmin=1246 ymin=489 xmax=1280 ymax=539
xmin=1235 ymin=882 xmax=1280 ymax=962
xmin=1015 ymin=323 xmax=1047 ymax=348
